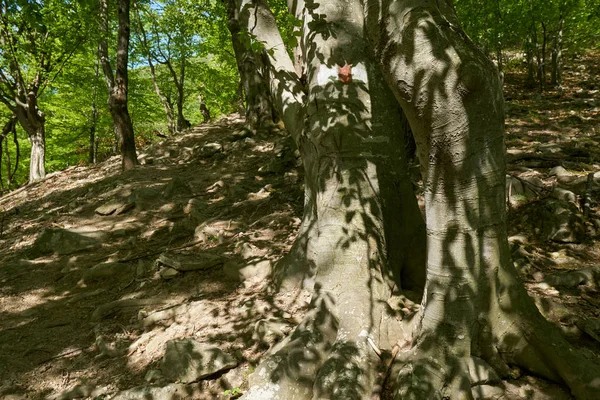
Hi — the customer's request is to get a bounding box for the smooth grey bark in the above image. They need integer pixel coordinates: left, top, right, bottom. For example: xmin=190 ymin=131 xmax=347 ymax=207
xmin=225 ymin=0 xmax=275 ymax=128
xmin=370 ymin=1 xmax=600 ymax=398
xmin=241 ymin=0 xmax=425 ymax=398
xmin=238 ymin=0 xmax=600 ymax=399
xmin=99 ymin=0 xmax=138 ymax=171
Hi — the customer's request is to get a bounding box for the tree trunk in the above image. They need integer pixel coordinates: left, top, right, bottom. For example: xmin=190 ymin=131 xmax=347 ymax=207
xmin=239 ymin=0 xmax=600 ymax=399
xmin=224 ymin=0 xmax=275 ymax=128
xmin=551 ymin=14 xmax=563 ymax=91
xmin=99 ymin=0 xmax=138 ymax=171
xmin=89 ymin=63 xmax=100 ymax=165
xmin=28 ymin=123 xmax=45 ymax=182
xmin=133 ymin=1 xmax=176 ymax=135
xmin=13 ymin=95 xmax=46 ymax=182
xmin=175 ymin=58 xmax=190 ymax=131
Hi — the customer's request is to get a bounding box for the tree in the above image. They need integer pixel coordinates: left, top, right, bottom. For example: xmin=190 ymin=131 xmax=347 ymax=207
xmin=231 ymin=0 xmax=600 ymax=399
xmin=0 ymin=0 xmax=89 ymax=181
xmin=99 ymin=0 xmax=138 ymax=170
xmin=223 ymin=0 xmax=276 ymax=128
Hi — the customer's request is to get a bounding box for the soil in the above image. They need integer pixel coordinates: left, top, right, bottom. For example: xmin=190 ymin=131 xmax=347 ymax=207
xmin=0 ymin=51 xmax=599 ymax=400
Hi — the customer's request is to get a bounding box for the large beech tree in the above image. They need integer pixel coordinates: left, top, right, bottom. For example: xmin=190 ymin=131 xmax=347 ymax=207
xmin=233 ymin=0 xmax=600 ymax=399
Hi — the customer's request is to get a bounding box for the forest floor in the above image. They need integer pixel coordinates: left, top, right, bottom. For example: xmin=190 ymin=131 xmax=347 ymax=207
xmin=0 ymin=51 xmax=600 ymax=400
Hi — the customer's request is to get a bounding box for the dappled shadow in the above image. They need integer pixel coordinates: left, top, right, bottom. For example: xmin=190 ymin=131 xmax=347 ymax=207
xmin=0 ymin=115 xmax=309 ymax=398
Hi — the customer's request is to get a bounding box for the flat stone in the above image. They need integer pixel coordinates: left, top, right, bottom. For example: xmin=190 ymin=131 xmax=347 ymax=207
xmin=159 ymin=267 xmax=180 ymax=280
xmin=160 ymin=338 xmax=237 ymax=383
xmin=110 ymin=384 xmax=188 ymax=400
xmin=157 ymin=252 xmax=224 ymax=272
xmin=95 ymin=201 xmax=134 ymax=216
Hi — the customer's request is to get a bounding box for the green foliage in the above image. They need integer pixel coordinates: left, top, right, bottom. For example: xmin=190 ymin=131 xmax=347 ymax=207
xmin=454 ymin=0 xmax=600 ymax=55
xmin=0 ymin=0 xmax=243 ymax=188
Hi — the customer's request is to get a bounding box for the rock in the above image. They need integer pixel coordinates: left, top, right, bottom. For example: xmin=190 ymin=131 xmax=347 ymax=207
xmin=159 ymin=267 xmax=180 ymax=280
xmin=162 ymin=177 xmax=192 ymax=198
xmin=223 ymin=259 xmax=272 ymax=285
xmin=110 ymin=384 xmax=188 ymax=400
xmin=28 ymin=228 xmax=100 ymax=258
xmin=535 ymin=199 xmax=585 ymax=243
xmin=198 ymin=142 xmax=223 ymax=158
xmin=160 ymin=338 xmax=237 ymax=383
xmin=551 ymin=187 xmax=578 ymax=204
xmin=157 ymin=252 xmax=224 ymax=272
xmin=82 ymin=262 xmax=132 ymax=283
xmin=545 ymin=267 xmax=599 ymax=288
xmin=219 ymin=368 xmax=245 ymax=391
xmin=95 ymin=201 xmax=135 ymax=216
xmin=231 ymin=128 xmax=253 ymax=141
xmin=549 ymin=166 xmax=572 ymax=177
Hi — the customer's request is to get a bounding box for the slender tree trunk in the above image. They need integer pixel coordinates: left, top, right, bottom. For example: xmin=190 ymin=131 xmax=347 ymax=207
xmin=13 ymin=93 xmax=46 ymax=182
xmin=525 ymin=41 xmax=536 ymax=88
xmin=28 ymin=123 xmax=45 ymax=181
xmin=551 ymin=14 xmax=563 ymax=91
xmin=541 ymin=21 xmax=548 ymax=91
xmin=99 ymin=0 xmax=138 ymax=171
xmin=89 ymin=62 xmax=100 ymax=164
xmin=176 ymin=59 xmax=190 ymax=131
xmin=133 ymin=1 xmax=176 ymax=135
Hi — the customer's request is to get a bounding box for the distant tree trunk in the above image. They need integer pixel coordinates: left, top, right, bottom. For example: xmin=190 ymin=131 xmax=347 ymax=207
xmin=89 ymin=62 xmax=100 ymax=164
xmin=99 ymin=0 xmax=138 ymax=171
xmin=551 ymin=14 xmax=563 ymax=91
xmin=175 ymin=58 xmax=190 ymax=131
xmin=224 ymin=0 xmax=275 ymax=128
xmin=541 ymin=21 xmax=548 ymax=91
xmin=525 ymin=42 xmax=536 ymax=88
xmin=133 ymin=1 xmax=176 ymax=135
xmin=13 ymin=89 xmax=46 ymax=182
xmin=0 ymin=116 xmax=17 ymax=187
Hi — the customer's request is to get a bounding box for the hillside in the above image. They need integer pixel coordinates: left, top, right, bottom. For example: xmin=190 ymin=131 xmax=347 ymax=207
xmin=1 ymin=51 xmax=600 ymax=399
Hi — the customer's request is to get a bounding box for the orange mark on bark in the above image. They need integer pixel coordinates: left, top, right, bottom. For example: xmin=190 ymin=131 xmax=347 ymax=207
xmin=338 ymin=64 xmax=353 ymax=83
